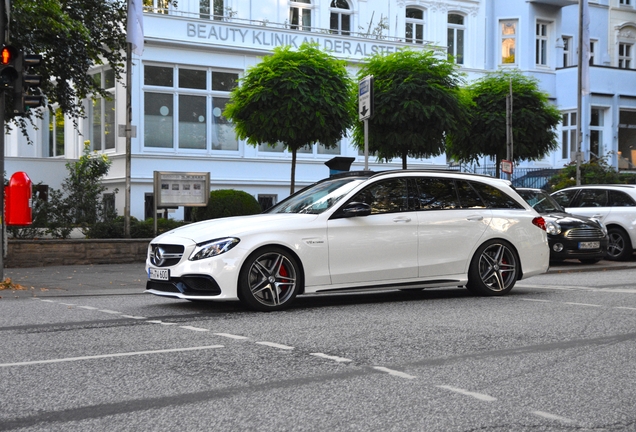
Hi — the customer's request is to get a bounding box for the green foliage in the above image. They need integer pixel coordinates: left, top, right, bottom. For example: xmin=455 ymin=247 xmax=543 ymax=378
xmin=224 ymin=43 xmax=354 ymax=192
xmin=351 ymin=49 xmax=468 ymax=169
xmin=448 ymin=70 xmax=561 ymax=170
xmin=192 ymin=189 xmax=262 ymax=222
xmin=86 ymin=217 xmax=186 ymax=239
xmin=547 ymin=158 xmax=636 ymax=191
xmin=8 ymin=0 xmax=127 ymax=135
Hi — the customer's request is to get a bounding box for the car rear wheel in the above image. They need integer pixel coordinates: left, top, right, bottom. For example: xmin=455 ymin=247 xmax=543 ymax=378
xmin=466 ymin=240 xmax=518 ymax=296
xmin=606 ymin=227 xmax=632 ymax=261
xmin=238 ymin=247 xmax=302 ymax=311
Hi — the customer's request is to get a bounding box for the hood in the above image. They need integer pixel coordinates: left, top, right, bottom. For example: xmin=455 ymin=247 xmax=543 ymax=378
xmin=541 ymin=211 xmax=600 ymax=227
xmin=152 ymin=213 xmax=320 ymax=244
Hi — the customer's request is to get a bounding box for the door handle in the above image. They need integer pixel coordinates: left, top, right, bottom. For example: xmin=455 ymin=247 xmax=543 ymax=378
xmin=466 ymin=215 xmax=484 ymax=221
xmin=393 ymin=217 xmax=412 ymax=223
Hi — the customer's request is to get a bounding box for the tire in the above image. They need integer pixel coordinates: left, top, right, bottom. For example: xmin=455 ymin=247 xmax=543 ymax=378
xmin=238 ymin=247 xmax=302 ymax=311
xmin=606 ymin=227 xmax=632 ymax=261
xmin=466 ymin=240 xmax=519 ymax=296
xmin=579 ymin=258 xmax=601 ymax=265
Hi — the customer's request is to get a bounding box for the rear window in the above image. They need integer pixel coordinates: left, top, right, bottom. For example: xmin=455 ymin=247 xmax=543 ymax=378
xmin=470 ymin=182 xmax=523 ymax=209
xmin=609 ymin=190 xmax=636 ymax=206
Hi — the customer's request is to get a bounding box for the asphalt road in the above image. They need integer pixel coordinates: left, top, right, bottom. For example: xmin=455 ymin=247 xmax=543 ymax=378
xmin=1 ymin=261 xmax=636 ymax=431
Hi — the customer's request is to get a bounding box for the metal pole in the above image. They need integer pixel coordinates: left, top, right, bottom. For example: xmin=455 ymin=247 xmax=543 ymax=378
xmin=364 ymin=119 xmax=369 ymax=171
xmin=124 ymin=42 xmax=132 ymax=238
xmin=576 ymin=0 xmax=584 ymax=186
xmin=0 ymin=1 xmax=6 ymax=282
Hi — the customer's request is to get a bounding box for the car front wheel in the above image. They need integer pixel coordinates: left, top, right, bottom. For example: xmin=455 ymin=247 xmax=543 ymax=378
xmin=466 ymin=240 xmax=519 ymax=296
xmin=606 ymin=227 xmax=632 ymax=261
xmin=238 ymin=247 xmax=302 ymax=311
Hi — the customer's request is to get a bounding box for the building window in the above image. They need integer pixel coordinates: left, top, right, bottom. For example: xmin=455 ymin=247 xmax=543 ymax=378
xmin=145 ymin=0 xmax=170 ymax=14
xmin=447 ymin=13 xmax=465 ymax=65
xmin=48 ymin=107 xmax=65 ymax=157
xmin=501 ymin=20 xmax=517 ymax=64
xmin=589 ymin=39 xmax=596 ymax=65
xmin=562 ymin=36 xmax=572 ymax=67
xmin=258 ymin=194 xmax=277 ymax=211
xmin=619 ymin=0 xmax=632 ymax=6
xmin=90 ymin=69 xmax=115 ymax=152
xmin=143 ymin=64 xmax=238 ymax=151
xmin=619 ymin=43 xmax=632 ymax=68
xmin=589 ymin=108 xmax=604 ymax=160
xmin=200 ymin=0 xmax=224 ymax=20
xmin=562 ymin=111 xmax=577 ymax=161
xmin=259 ymin=142 xmax=341 ymax=156
xmin=618 ymin=110 xmax=636 ymax=170
xmin=536 ymin=22 xmax=549 ymax=66
xmin=290 ymin=0 xmax=312 ymax=31
xmin=330 ymin=0 xmax=351 ymax=35
xmin=406 ymin=8 xmax=425 ymax=44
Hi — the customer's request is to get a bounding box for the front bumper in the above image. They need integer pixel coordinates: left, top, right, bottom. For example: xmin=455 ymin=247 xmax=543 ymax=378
xmin=548 ymin=237 xmax=608 ymax=261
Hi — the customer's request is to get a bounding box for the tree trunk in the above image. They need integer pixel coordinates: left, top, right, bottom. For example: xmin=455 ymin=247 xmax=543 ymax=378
xmin=290 ymin=148 xmax=297 ymax=195
xmin=402 ymin=150 xmax=408 ymax=169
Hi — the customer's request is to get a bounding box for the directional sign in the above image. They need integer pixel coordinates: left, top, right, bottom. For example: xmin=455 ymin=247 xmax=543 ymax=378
xmin=358 ymin=75 xmax=373 ymax=121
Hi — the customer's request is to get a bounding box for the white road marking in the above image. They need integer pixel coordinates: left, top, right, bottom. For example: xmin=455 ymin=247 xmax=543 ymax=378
xmin=214 ymin=333 xmax=249 ymax=340
xmin=77 ymin=306 xmax=98 ymax=310
xmin=436 ymin=385 xmax=497 ymax=401
xmin=0 ymin=345 xmax=224 ymax=368
xmin=564 ymin=302 xmax=602 ymax=308
xmin=98 ymin=309 xmax=122 ymax=315
xmin=256 ymin=341 xmax=294 ymax=350
xmin=373 ymin=366 xmax=416 ymax=379
xmin=39 ymin=300 xmax=57 ymax=303
xmin=519 ymin=299 xmax=553 ymax=303
xmin=146 ymin=320 xmax=165 ymax=324
xmin=531 ymin=410 xmax=575 ymax=424
xmin=310 ymin=353 xmax=352 ymax=363
xmin=121 ymin=315 xmax=148 ymax=319
xmin=180 ymin=326 xmax=210 ymax=332
xmin=59 ymin=303 xmax=76 ymax=306
xmin=517 ymin=284 xmax=636 ymax=294
xmin=615 ymin=306 xmax=636 ymax=311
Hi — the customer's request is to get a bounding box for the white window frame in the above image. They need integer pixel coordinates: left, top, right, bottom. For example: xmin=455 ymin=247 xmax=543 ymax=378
xmin=500 ymin=19 xmax=518 ymax=65
xmin=536 ymin=21 xmax=549 ymax=67
xmin=562 ymin=35 xmax=573 ymax=67
xmin=589 ymin=39 xmax=596 ymax=65
xmin=589 ymin=107 xmax=606 ymax=159
xmin=329 ymin=0 xmax=352 ymax=35
xmin=89 ymin=68 xmax=116 ymax=153
xmin=561 ymin=111 xmax=577 ymax=161
xmin=47 ymin=107 xmax=65 ymax=157
xmin=619 ymin=42 xmax=633 ymax=68
xmin=290 ymin=0 xmax=313 ymax=31
xmin=619 ymin=0 xmax=632 ymax=7
xmin=447 ymin=13 xmax=465 ymax=65
xmin=405 ymin=7 xmax=426 ymax=44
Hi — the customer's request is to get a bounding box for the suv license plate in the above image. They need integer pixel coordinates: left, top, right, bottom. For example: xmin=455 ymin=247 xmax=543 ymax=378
xmin=149 ymin=268 xmax=169 ymax=281
xmin=579 ymin=241 xmax=600 ymax=250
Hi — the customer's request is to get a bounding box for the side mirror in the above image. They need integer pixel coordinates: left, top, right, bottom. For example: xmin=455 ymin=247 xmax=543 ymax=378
xmin=340 ymin=202 xmax=372 ymax=218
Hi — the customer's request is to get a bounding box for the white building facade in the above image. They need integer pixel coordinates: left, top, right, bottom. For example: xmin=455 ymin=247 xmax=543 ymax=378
xmin=5 ymin=0 xmax=636 ymax=220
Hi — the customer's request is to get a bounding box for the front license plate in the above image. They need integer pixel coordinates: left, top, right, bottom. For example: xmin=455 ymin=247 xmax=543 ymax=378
xmin=579 ymin=241 xmax=600 ymax=250
xmin=148 ymin=268 xmax=170 ymax=281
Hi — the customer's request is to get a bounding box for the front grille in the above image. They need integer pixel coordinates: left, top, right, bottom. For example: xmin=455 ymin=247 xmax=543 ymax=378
xmin=564 ymin=228 xmax=604 ymax=239
xmin=146 ymin=276 xmax=222 ymax=296
xmin=149 ymin=244 xmax=185 ymax=267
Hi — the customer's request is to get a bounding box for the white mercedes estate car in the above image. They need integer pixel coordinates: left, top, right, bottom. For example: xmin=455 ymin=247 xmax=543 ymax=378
xmin=146 ymin=170 xmax=549 ymax=311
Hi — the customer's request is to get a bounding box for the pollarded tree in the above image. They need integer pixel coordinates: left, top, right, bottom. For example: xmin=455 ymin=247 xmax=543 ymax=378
xmin=351 ymin=49 xmax=469 ymax=169
xmin=224 ymin=43 xmax=354 ymax=194
xmin=447 ymin=70 xmax=561 ymax=174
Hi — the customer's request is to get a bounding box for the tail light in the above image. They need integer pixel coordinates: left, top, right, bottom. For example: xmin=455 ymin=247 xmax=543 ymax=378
xmin=532 ymin=216 xmax=547 ymax=231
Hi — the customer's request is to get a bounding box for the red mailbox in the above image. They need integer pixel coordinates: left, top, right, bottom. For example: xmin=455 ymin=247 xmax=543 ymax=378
xmin=5 ymin=171 xmax=33 ymax=226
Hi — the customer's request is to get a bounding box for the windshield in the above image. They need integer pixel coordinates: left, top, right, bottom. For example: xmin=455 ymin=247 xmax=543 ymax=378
xmin=266 ymin=177 xmax=367 ymax=214
xmin=517 ymin=189 xmax=564 ymax=213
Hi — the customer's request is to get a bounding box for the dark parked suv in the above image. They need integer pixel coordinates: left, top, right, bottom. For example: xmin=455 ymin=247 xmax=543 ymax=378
xmin=517 ymin=188 xmax=608 ymax=263
xmin=551 ymin=185 xmax=636 ymax=261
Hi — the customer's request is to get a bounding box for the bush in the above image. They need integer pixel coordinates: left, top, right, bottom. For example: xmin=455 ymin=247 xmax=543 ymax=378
xmin=192 ymin=189 xmax=261 ymax=222
xmin=86 ymin=217 xmax=186 ymax=239
xmin=548 ymin=158 xmax=636 ymax=191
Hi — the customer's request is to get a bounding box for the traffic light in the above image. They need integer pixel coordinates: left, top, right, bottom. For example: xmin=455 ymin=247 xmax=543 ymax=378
xmin=0 ymin=45 xmax=19 ymax=89
xmin=14 ymin=51 xmax=45 ymax=114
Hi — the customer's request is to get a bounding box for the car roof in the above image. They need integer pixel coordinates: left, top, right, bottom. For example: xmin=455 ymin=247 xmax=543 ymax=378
xmin=556 ymin=184 xmax=636 ymax=190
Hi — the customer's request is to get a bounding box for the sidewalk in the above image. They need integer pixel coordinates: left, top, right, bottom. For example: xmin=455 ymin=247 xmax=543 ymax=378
xmin=2 ymin=259 xmax=636 ymax=299
xmin=2 ymin=263 xmax=147 ymax=299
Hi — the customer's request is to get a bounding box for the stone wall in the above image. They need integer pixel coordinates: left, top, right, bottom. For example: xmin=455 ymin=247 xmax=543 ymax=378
xmin=5 ymin=239 xmax=151 ymax=268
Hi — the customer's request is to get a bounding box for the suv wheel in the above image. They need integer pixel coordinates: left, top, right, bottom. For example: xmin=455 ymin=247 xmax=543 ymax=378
xmin=607 ymin=227 xmax=632 ymax=261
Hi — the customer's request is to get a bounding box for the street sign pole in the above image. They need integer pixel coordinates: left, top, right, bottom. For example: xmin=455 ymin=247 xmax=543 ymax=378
xmin=358 ymin=75 xmax=373 ymax=171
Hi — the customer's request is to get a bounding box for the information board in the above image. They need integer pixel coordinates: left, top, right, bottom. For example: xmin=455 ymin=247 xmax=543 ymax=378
xmin=153 ymin=171 xmax=210 ymax=207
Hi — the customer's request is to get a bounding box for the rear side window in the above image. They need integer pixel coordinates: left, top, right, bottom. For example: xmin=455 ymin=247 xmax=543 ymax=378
xmin=413 ymin=177 xmax=459 ymax=210
xmin=551 ymin=189 xmax=578 ymax=207
xmin=456 ymin=181 xmax=486 ymax=208
xmin=575 ymin=189 xmax=607 ymax=207
xmin=351 ymin=178 xmax=408 ymax=214
xmin=609 ymin=190 xmax=636 ymax=206
xmin=470 ymin=181 xmax=523 ymax=209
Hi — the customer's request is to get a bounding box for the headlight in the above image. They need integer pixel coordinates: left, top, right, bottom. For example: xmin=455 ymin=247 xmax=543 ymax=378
xmin=545 ymin=221 xmax=561 ymax=235
xmin=189 ymin=237 xmax=240 ymax=261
